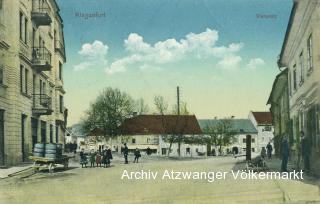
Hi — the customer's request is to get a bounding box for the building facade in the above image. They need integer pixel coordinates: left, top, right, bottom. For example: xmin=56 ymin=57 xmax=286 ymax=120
xmin=0 ymin=0 xmax=66 ymax=166
xmin=267 ymin=69 xmax=290 ymax=157
xmin=198 ymin=119 xmax=258 ymax=155
xmin=277 ymin=0 xmax=320 ymax=175
xmin=248 ymin=111 xmax=274 ymax=154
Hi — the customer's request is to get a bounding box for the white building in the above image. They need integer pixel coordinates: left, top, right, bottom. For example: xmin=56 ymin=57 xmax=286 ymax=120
xmin=198 ymin=119 xmax=258 ymax=155
xmin=248 ymin=111 xmax=274 ymax=153
xmin=118 ymin=115 xmax=205 ymax=157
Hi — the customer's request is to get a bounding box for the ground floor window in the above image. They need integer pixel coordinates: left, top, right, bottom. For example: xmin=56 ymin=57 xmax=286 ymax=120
xmin=251 ymin=148 xmax=255 ymax=152
xmin=161 ymin=148 xmax=166 ymax=155
xmin=186 ymin=147 xmax=190 ymax=154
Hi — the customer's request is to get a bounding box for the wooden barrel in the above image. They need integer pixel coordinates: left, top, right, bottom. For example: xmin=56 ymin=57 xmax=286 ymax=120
xmin=45 ymin=143 xmax=57 ymax=159
xmin=33 ymin=143 xmax=45 ymax=157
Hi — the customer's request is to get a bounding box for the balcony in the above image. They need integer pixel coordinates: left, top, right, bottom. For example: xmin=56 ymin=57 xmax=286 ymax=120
xmin=32 ymin=47 xmax=52 ymax=71
xmin=32 ymin=94 xmax=53 ymax=115
xmin=55 ymin=40 xmax=66 ymax=59
xmin=32 ymin=0 xmax=52 ymax=27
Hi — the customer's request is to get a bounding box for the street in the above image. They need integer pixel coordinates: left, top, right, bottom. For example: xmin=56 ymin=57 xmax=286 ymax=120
xmin=0 ymin=155 xmax=320 ymax=204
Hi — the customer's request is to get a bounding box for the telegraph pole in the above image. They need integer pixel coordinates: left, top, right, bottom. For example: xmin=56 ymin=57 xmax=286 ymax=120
xmin=177 ymin=86 xmax=180 ymax=115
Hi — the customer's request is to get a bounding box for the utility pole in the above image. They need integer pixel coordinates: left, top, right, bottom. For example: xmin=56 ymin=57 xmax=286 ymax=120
xmin=177 ymin=86 xmax=180 ymax=115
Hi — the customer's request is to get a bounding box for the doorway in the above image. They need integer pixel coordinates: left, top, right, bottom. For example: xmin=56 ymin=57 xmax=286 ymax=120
xmin=41 ymin=121 xmax=46 ymax=143
xmin=0 ymin=110 xmax=5 ymax=166
xmin=21 ymin=114 xmax=27 ymax=162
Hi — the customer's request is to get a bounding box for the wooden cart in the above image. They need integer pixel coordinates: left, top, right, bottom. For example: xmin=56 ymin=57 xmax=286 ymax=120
xmin=29 ymin=155 xmax=71 ymax=173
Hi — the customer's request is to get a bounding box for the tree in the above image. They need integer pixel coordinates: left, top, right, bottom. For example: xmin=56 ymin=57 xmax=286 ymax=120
xmin=171 ymin=102 xmax=190 ymax=115
xmin=202 ymin=119 xmax=237 ymax=155
xmin=154 ymin=95 xmax=168 ymax=115
xmin=135 ymin=98 xmax=149 ymax=115
xmin=81 ymin=87 xmax=135 ymax=139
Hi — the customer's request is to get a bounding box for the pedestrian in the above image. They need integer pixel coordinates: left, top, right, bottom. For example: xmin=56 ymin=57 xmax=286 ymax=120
xmin=133 ymin=148 xmax=141 ymax=163
xmin=300 ymin=131 xmax=311 ymax=172
xmin=102 ymin=148 xmax=107 ymax=168
xmin=90 ymin=150 xmax=96 ymax=168
xmin=266 ymin=142 xmax=273 ymax=159
xmin=123 ymin=143 xmax=129 ymax=164
xmin=79 ymin=149 xmax=87 ymax=168
xmin=260 ymin=147 xmax=267 ymax=159
xmin=106 ymin=146 xmax=113 ymax=167
xmin=96 ymin=151 xmax=102 ymax=167
xmin=281 ymin=135 xmax=289 ymax=172
xmin=146 ymin=147 xmax=151 ymax=155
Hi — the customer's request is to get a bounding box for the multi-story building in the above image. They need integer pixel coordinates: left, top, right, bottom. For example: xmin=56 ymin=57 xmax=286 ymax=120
xmin=0 ymin=0 xmax=67 ymax=166
xmin=277 ymin=0 xmax=320 ymax=175
xmin=267 ymin=69 xmax=291 ymax=157
xmin=248 ymin=111 xmax=274 ymax=153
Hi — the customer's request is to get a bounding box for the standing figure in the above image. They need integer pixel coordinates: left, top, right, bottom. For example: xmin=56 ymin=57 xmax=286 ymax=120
xmin=90 ymin=150 xmax=96 ymax=168
xmin=106 ymin=146 xmax=113 ymax=167
xmin=260 ymin=147 xmax=267 ymax=159
xmin=300 ymin=131 xmax=311 ymax=172
xmin=133 ymin=148 xmax=141 ymax=163
xmin=281 ymin=135 xmax=289 ymax=172
xmin=146 ymin=147 xmax=151 ymax=155
xmin=96 ymin=151 xmax=102 ymax=167
xmin=79 ymin=149 xmax=88 ymax=168
xmin=123 ymin=143 xmax=129 ymax=164
xmin=102 ymin=148 xmax=107 ymax=168
xmin=266 ymin=142 xmax=273 ymax=159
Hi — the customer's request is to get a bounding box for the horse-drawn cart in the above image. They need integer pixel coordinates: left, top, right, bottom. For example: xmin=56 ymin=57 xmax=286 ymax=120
xmin=29 ymin=155 xmax=72 ymax=173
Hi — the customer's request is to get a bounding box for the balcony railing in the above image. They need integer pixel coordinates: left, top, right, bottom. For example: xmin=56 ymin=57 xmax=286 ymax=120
xmin=32 ymin=94 xmax=53 ymax=115
xmin=32 ymin=47 xmax=52 ymax=71
xmin=31 ymin=0 xmax=52 ymax=26
xmin=55 ymin=40 xmax=65 ymax=58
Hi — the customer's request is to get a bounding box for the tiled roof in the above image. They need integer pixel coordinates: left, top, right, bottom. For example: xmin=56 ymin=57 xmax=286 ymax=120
xmin=252 ymin=112 xmax=272 ymax=125
xmin=119 ymin=115 xmax=202 ymax=135
xmin=198 ymin=119 xmax=258 ymax=134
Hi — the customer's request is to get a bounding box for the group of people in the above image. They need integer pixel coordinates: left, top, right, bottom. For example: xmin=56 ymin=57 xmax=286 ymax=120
xmin=80 ymin=147 xmax=113 ymax=168
xmin=123 ymin=143 xmax=141 ymax=164
xmin=260 ymin=142 xmax=273 ymax=159
xmin=280 ymin=130 xmax=311 ymax=173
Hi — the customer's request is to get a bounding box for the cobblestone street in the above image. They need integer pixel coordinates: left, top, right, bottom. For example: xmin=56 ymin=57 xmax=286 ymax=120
xmin=0 ymin=155 xmax=320 ymax=204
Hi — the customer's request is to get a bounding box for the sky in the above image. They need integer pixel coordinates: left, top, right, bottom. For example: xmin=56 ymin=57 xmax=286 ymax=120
xmin=56 ymin=0 xmax=293 ymax=126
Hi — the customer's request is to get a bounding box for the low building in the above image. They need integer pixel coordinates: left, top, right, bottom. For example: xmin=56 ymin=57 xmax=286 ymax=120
xmin=248 ymin=111 xmax=274 ymax=153
xmin=118 ymin=115 xmax=205 ymax=157
xmin=198 ymin=119 xmax=258 ymax=155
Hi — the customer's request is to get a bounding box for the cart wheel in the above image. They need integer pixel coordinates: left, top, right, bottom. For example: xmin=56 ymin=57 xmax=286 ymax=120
xmin=64 ymin=161 xmax=69 ymax=170
xmin=48 ymin=163 xmax=54 ymax=173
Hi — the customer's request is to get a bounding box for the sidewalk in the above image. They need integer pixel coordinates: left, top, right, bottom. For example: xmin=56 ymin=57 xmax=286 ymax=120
xmin=0 ymin=165 xmax=33 ymax=179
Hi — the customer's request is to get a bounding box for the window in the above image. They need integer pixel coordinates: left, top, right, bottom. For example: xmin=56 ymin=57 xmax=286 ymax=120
xmin=55 ymin=122 xmax=59 ymax=143
xmin=251 ymin=138 xmax=255 ymax=143
xmin=293 ymin=67 xmax=297 ymax=91
xmin=58 ymin=62 xmax=62 ymax=80
xmin=307 ymin=34 xmax=313 ymax=71
xmin=252 ymin=148 xmax=255 ymax=152
xmin=24 ymin=68 xmax=28 ymax=94
xmin=299 ymin=52 xmax=304 ymax=84
xmin=186 ymin=148 xmax=190 ymax=154
xmin=0 ymin=66 xmax=3 ymax=85
xmin=243 ymin=138 xmax=246 ymax=143
xmin=288 ymin=71 xmax=292 ymax=96
xmin=59 ymin=95 xmax=64 ymax=113
xmin=20 ymin=65 xmax=23 ymax=93
xmin=19 ymin=11 xmax=27 ymax=44
xmin=49 ymin=124 xmax=53 ymax=143
xmin=161 ymin=148 xmax=167 ymax=155
xmin=132 ymin=138 xmax=136 ymax=144
xmin=0 ymin=0 xmax=3 ymax=10
xmin=264 ymin=126 xmax=271 ymax=131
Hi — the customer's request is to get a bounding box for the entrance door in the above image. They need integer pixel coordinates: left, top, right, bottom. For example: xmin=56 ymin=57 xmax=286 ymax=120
xmin=21 ymin=114 xmax=27 ymax=162
xmin=0 ymin=110 xmax=5 ymax=166
xmin=31 ymin=118 xmax=38 ymax=150
xmin=41 ymin=121 xmax=46 ymax=143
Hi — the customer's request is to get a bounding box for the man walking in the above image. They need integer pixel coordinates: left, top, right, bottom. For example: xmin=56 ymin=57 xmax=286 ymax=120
xmin=281 ymin=135 xmax=289 ymax=172
xmin=123 ymin=143 xmax=129 ymax=164
xmin=266 ymin=142 xmax=273 ymax=159
xmin=300 ymin=131 xmax=311 ymax=172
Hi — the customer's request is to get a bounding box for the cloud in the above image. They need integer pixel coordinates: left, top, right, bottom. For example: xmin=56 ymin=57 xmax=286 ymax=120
xmin=246 ymin=58 xmax=266 ymax=69
xmin=74 ymin=40 xmax=108 ymax=71
xmin=217 ymin=55 xmax=242 ymax=68
xmin=105 ymin=28 xmax=244 ymax=74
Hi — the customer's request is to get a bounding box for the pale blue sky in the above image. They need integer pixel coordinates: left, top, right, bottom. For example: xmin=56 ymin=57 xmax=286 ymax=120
xmin=56 ymin=0 xmax=293 ymax=125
